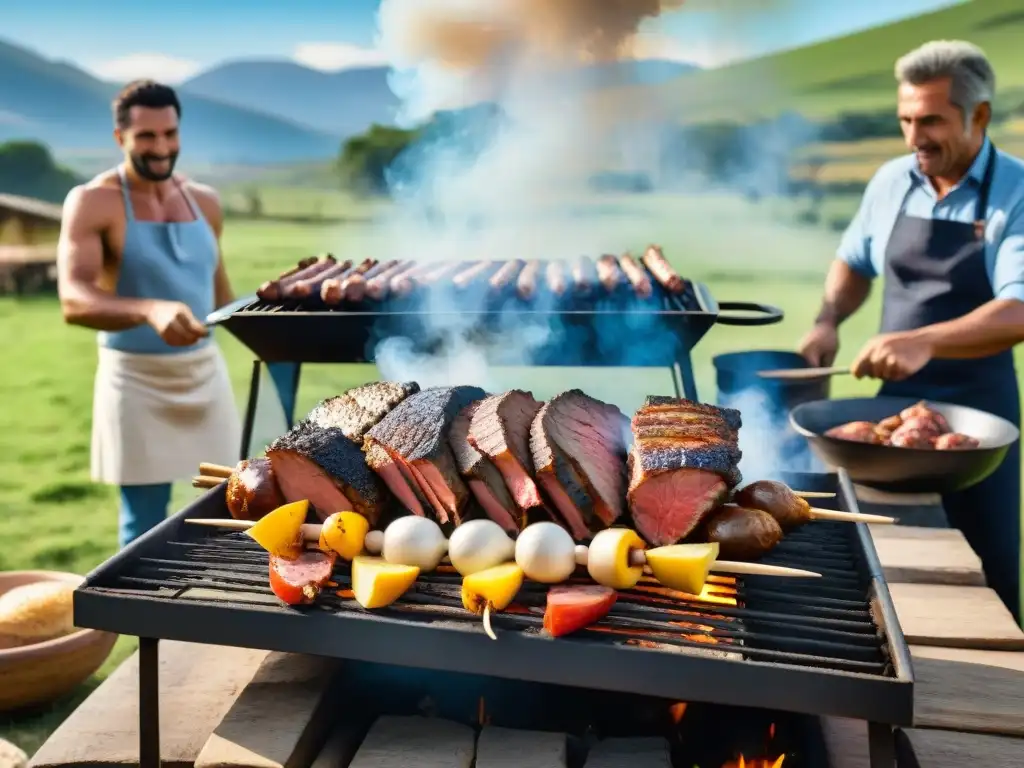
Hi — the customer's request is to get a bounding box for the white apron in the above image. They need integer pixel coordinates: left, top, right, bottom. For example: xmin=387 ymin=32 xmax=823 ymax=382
xmin=90 ymin=343 xmax=241 ymax=486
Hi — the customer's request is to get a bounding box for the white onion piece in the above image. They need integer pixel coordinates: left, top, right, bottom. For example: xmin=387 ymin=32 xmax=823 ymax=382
xmin=381 ymin=516 xmax=448 ymax=571
xmin=448 ymin=519 xmax=515 ymax=576
xmin=515 ymin=522 xmax=577 ymax=583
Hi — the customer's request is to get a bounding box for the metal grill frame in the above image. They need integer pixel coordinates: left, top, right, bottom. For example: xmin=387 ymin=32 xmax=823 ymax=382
xmin=74 ymin=469 xmax=912 ymax=768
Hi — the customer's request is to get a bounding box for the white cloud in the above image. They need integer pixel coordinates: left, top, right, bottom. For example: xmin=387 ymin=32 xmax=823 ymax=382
xmin=85 ymin=53 xmax=202 ymax=85
xmin=292 ymin=42 xmax=389 ymax=72
xmin=631 ymin=32 xmax=747 ymax=68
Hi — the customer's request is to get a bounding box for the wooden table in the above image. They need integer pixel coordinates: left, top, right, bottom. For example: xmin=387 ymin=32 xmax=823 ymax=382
xmin=819 ymin=486 xmax=1024 ymax=767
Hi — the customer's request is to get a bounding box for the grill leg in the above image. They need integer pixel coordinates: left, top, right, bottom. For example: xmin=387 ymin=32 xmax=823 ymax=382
xmin=672 ymin=358 xmax=699 ymax=401
xmin=240 ymin=360 xmax=262 ymax=461
xmin=139 ymin=636 xmax=161 ymax=768
xmin=867 ymin=722 xmax=895 ymax=768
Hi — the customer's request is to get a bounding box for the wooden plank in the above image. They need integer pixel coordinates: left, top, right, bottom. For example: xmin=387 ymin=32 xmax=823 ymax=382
xmin=910 ymin=645 xmax=1024 ymax=737
xmin=868 ymin=525 xmax=985 ymax=586
xmin=347 ymin=716 xmax=475 ymax=768
xmin=475 ymin=726 xmax=566 ymax=768
xmin=888 ymin=584 xmax=1024 ymax=649
xmin=584 ymin=737 xmax=671 ymax=768
xmin=817 ymin=717 xmax=870 ymax=768
xmin=897 ymin=728 xmax=1024 ymax=767
xmin=309 ymin=721 xmax=369 ymax=768
xmin=195 ymin=653 xmax=342 ymax=768
xmin=29 ymin=642 xmax=268 ymax=768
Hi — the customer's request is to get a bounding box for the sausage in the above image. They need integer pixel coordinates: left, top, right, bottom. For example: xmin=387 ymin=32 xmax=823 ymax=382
xmin=489 ymin=259 xmax=525 ymax=292
xmin=285 ymin=259 xmax=352 ymax=299
xmin=340 ymin=259 xmax=395 ymax=303
xmin=571 ymin=256 xmax=596 ymax=296
xmin=320 ymin=259 xmax=374 ymax=305
xmin=934 ymin=433 xmax=980 ymax=450
xmin=417 ymin=261 xmax=461 ymax=286
xmin=225 ymin=458 xmax=284 ymax=521
xmin=269 ymin=551 xmax=337 ymax=605
xmin=391 ymin=262 xmax=436 ymax=297
xmin=703 ymin=505 xmax=783 ymax=560
xmin=256 ymin=256 xmax=319 ymax=300
xmin=641 ymin=245 xmax=685 ymax=294
xmin=545 ymin=260 xmax=568 ymax=296
xmin=516 ymin=260 xmax=542 ymax=300
xmin=452 ymin=261 xmax=497 ymax=290
xmin=596 ymin=254 xmax=624 ymax=292
xmin=366 ymin=261 xmax=413 ymax=301
xmin=889 ymin=416 xmax=942 ymax=449
xmin=617 ymin=253 xmax=653 ymax=298
xmin=732 ymin=480 xmax=811 ymax=531
xmin=899 ymin=401 xmax=951 ymax=432
xmin=259 ymin=255 xmax=335 ymax=301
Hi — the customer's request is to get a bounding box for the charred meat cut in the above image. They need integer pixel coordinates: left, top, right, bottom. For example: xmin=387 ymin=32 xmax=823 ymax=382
xmin=530 ymin=390 xmax=629 ymax=538
xmin=627 ymin=397 xmax=742 ymax=547
xmin=225 ymin=458 xmax=284 ymax=521
xmin=449 ymin=401 xmax=521 ymax=533
xmin=364 ymin=386 xmax=487 ymax=524
xmin=267 ymin=421 xmax=387 ymax=525
xmin=468 ymin=390 xmax=544 ymax=511
xmin=307 ymin=381 xmax=420 ymax=443
xmin=825 ymin=421 xmax=883 ymax=444
xmin=934 ymin=433 xmax=980 ymax=450
xmin=825 ymin=401 xmax=976 ymax=450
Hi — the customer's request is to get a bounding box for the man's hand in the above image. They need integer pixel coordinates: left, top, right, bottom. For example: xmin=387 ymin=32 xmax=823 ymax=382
xmin=798 ymin=322 xmax=840 ymax=367
xmin=851 ymin=331 xmax=933 ymax=381
xmin=146 ymin=300 xmax=208 ymax=347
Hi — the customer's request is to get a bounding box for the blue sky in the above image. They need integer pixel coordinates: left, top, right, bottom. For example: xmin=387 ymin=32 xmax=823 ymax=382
xmin=2 ymin=0 xmax=965 ymax=83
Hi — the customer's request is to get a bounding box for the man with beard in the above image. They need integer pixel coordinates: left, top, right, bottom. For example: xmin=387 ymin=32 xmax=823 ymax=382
xmin=57 ymin=80 xmax=240 ymax=548
xmin=798 ymin=41 xmax=1024 ymax=621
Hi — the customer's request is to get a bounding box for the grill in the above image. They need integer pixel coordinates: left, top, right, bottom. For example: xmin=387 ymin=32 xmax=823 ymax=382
xmin=207 ymin=262 xmax=783 ymax=456
xmin=74 ymin=469 xmax=912 ymax=768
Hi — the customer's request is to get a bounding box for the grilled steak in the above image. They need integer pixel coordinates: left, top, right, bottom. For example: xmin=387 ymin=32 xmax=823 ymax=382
xmin=530 ymin=390 xmax=629 ymax=538
xmin=308 ymin=381 xmax=420 ymax=442
xmin=450 ymin=401 xmax=522 ymax=533
xmin=267 ymin=421 xmax=387 ymax=524
xmin=468 ymin=390 xmax=544 ymax=510
xmin=627 ymin=397 xmax=741 ymax=547
xmin=364 ymin=386 xmax=487 ymax=524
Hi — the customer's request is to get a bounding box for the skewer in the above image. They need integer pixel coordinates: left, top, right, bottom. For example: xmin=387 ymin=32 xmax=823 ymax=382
xmin=792 ymin=491 xmax=835 ymax=499
xmin=807 ymin=508 xmax=894 ymax=524
xmin=199 ymin=463 xmax=233 ymax=478
xmin=184 ymin=519 xmax=821 ymax=580
xmin=193 ymin=475 xmax=226 ymax=489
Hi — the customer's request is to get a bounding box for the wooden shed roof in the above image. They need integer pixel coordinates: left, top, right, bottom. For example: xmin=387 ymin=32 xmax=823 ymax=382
xmin=0 ymin=193 xmax=63 ymax=223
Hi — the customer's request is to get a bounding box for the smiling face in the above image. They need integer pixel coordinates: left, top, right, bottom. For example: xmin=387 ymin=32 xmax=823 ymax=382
xmin=897 ymin=76 xmax=988 ymax=180
xmin=114 ymin=105 xmax=180 ymax=182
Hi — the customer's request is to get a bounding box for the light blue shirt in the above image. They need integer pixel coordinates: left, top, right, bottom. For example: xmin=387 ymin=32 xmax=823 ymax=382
xmin=837 ymin=137 xmax=1024 ymax=303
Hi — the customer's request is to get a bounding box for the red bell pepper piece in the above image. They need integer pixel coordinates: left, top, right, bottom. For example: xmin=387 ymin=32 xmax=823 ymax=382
xmin=543 ymin=584 xmax=617 ymax=637
xmin=269 ymin=550 xmax=336 ymax=605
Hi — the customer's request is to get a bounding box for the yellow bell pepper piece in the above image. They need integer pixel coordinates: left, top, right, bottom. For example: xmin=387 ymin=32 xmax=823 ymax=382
xmin=461 ymin=563 xmax=524 ymax=614
xmin=351 ymin=556 xmax=419 ymax=609
xmin=587 ymin=528 xmax=646 ymax=590
xmin=643 ymin=542 xmax=720 ymax=595
xmin=319 ymin=511 xmax=369 ymax=561
xmin=246 ymin=500 xmax=308 ymax=558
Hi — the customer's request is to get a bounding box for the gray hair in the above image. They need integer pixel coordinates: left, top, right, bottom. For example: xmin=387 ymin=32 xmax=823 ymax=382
xmin=894 ymin=40 xmax=995 ymax=120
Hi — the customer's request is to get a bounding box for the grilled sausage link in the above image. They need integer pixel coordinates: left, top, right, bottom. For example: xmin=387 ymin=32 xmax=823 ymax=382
xmin=545 ymin=260 xmax=568 ymax=296
xmin=366 ymin=261 xmax=413 ymax=301
xmin=257 ymin=256 xmax=319 ymax=301
xmin=452 ymin=261 xmax=496 ymax=290
xmin=320 ymin=259 xmax=374 ymax=305
xmin=618 ymin=253 xmax=653 ymax=298
xmin=267 ymin=255 xmax=336 ymax=301
xmin=596 ymin=254 xmax=624 ymax=292
xmin=338 ymin=259 xmax=394 ymax=303
xmin=642 ymin=245 xmax=685 ymax=294
xmin=516 ymin=260 xmax=542 ymax=300
xmin=572 ymin=256 xmax=596 ymax=296
xmin=489 ymin=259 xmax=525 ymax=292
xmin=286 ymin=259 xmax=352 ymax=299
xmin=703 ymin=505 xmax=783 ymax=560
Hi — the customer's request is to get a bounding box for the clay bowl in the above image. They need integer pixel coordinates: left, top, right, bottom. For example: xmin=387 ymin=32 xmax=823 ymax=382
xmin=0 ymin=571 xmax=117 ymax=713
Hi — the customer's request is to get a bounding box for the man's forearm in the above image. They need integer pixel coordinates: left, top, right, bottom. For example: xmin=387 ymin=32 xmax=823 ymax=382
xmin=911 ymin=298 xmax=1024 ymax=359
xmin=814 ymin=260 xmax=873 ymax=327
xmin=60 ymin=282 xmax=153 ymax=332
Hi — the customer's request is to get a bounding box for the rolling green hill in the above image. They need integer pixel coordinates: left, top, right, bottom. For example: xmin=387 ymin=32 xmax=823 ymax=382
xmin=602 ymin=0 xmax=1024 ymax=124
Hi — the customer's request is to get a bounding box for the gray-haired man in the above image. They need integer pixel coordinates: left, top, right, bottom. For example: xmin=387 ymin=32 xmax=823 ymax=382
xmin=798 ymin=40 xmax=1024 ymax=620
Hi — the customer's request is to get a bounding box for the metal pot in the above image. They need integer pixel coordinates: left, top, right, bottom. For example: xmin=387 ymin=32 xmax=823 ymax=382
xmin=712 ymin=350 xmax=830 ymax=475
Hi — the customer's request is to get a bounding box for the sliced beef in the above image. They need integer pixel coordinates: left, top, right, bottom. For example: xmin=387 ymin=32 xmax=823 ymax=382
xmin=468 ymin=390 xmax=544 ymax=510
xmin=363 ymin=440 xmax=427 ymax=517
xmin=626 ymin=396 xmax=742 ymax=547
xmin=364 ymin=386 xmax=486 ymax=524
xmin=308 ymin=381 xmax=420 ymax=442
xmin=267 ymin=421 xmax=387 ymax=524
xmin=449 ymin=401 xmax=521 ymax=534
xmin=529 ymin=390 xmax=629 ymax=538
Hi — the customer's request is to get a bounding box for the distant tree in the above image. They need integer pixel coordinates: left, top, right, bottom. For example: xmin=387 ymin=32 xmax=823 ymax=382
xmin=0 ymin=140 xmax=82 ymax=202
xmin=337 ymin=124 xmax=421 ymax=195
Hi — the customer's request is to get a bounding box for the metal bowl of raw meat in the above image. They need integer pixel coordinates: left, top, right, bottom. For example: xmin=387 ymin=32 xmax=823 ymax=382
xmin=789 ymin=396 xmax=1020 ymax=493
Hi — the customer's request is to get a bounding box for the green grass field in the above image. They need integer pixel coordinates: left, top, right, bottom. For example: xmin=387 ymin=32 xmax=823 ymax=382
xmin=4 ymin=188 xmax=1024 ymax=754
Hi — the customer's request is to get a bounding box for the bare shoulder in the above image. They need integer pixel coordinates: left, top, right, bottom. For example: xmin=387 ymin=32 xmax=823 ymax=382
xmin=180 ymin=177 xmax=224 ymax=228
xmin=62 ymin=170 xmax=122 ymax=227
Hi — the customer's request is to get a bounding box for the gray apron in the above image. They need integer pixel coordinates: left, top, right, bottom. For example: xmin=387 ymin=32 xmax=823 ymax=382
xmin=877 ymin=145 xmax=1020 ymax=620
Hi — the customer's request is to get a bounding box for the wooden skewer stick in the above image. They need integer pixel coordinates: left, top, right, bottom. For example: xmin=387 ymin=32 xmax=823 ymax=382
xmin=792 ymin=491 xmax=835 ymax=499
xmin=808 ymin=508 xmax=895 ymax=524
xmin=199 ymin=463 xmax=233 ymax=478
xmin=184 ymin=519 xmax=821 ymax=579
xmin=192 ymin=475 xmax=226 ymax=489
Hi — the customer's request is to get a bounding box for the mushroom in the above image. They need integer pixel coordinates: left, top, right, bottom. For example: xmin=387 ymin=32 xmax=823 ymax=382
xmin=381 ymin=516 xmax=449 ymax=572
xmin=514 ymin=522 xmax=577 ymax=584
xmin=448 ymin=519 xmax=515 ymax=576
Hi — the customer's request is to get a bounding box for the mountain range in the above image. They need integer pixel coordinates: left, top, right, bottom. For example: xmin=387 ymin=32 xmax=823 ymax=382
xmin=0 ymin=37 xmax=698 ymax=168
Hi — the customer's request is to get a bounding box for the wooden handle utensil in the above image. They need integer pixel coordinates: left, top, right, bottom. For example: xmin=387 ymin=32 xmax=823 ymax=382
xmin=756 ymin=366 xmax=851 ymax=381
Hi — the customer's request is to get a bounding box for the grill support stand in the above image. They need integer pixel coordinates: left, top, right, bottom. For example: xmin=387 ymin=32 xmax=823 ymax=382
xmin=868 ymin=723 xmax=896 ymax=767
xmin=139 ymin=636 xmax=160 ymax=768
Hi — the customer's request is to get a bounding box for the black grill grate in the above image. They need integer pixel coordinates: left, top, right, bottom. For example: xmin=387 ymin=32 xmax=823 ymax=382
xmin=74 ymin=471 xmax=913 ymax=726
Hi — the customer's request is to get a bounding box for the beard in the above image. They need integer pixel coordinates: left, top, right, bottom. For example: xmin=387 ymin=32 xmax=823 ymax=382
xmin=129 ymin=151 xmax=178 ymax=182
